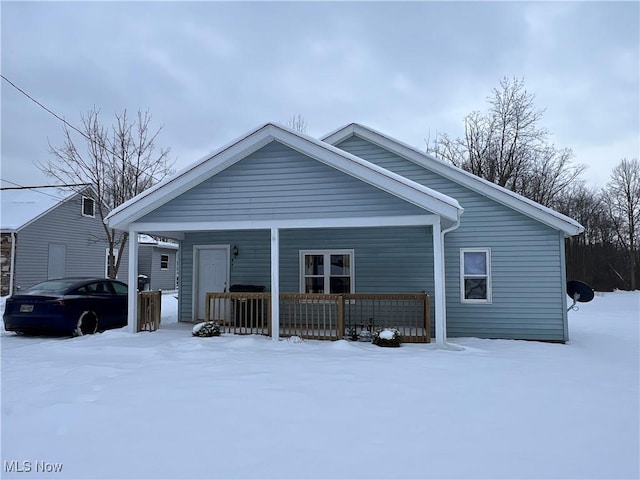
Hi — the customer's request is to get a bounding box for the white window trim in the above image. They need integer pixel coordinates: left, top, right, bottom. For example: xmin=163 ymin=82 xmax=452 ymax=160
xmin=82 ymin=196 xmax=95 ymax=218
xmin=460 ymin=247 xmax=492 ymax=304
xmin=299 ymin=249 xmax=355 ymax=294
xmin=160 ymin=254 xmax=169 ymax=270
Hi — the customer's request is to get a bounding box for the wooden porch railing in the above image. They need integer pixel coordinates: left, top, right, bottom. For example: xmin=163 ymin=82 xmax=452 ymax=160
xmin=280 ymin=293 xmax=344 ymax=340
xmin=137 ymin=290 xmax=162 ymax=332
xmin=343 ymin=293 xmax=430 ymax=343
xmin=205 ymin=292 xmax=272 ymax=336
xmin=205 ymin=292 xmax=430 ymax=343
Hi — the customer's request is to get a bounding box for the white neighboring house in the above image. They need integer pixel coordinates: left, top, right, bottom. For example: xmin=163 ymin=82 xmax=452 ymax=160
xmin=0 ymin=186 xmax=129 ymax=296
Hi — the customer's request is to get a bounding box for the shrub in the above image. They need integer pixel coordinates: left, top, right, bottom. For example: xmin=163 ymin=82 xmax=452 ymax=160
xmin=372 ymin=327 xmax=402 ymax=347
xmin=192 ymin=321 xmax=221 ymax=337
xmin=358 ymin=329 xmax=372 ymax=342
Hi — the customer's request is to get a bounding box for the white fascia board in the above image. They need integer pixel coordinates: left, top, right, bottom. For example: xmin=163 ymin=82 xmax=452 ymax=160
xmin=320 ymin=123 xmax=358 ymax=144
xmin=107 ymin=122 xmax=463 ymax=231
xmin=131 ymin=214 xmax=440 ymax=233
xmin=106 ymin=125 xmax=275 ymax=230
xmin=321 ymin=123 xmax=356 ymax=143
xmin=268 ymin=125 xmax=462 ymax=222
xmin=323 ymin=124 xmax=584 ymax=237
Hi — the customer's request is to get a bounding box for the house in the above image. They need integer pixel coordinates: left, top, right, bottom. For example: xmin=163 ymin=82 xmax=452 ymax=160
xmin=0 ymin=186 xmax=129 ymax=296
xmin=105 ymin=123 xmax=583 ymax=344
xmin=138 ymin=234 xmax=178 ymax=291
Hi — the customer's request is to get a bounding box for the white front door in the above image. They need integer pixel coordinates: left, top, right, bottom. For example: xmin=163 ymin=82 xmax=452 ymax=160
xmin=195 ymin=246 xmax=229 ymax=320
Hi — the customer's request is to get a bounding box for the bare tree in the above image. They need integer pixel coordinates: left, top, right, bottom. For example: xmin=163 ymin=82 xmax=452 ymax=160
xmin=428 ymin=77 xmax=584 ymax=207
xmin=554 ymin=182 xmax=619 ymax=289
xmin=37 ymin=107 xmax=174 ymax=278
xmin=286 ymin=114 xmax=307 ymax=133
xmin=604 ymin=158 xmax=640 ymax=290
xmin=559 ymin=184 xmax=615 ymax=246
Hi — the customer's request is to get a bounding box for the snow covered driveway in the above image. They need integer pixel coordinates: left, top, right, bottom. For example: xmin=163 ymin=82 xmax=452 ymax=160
xmin=2 ymin=292 xmax=638 ymax=479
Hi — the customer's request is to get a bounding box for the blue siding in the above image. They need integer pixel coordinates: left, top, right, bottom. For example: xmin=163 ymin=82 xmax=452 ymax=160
xmin=179 ymin=230 xmax=271 ymax=321
xmin=179 ymin=227 xmax=434 ymax=322
xmin=335 ymin=135 xmax=567 ymax=341
xmin=139 ymin=140 xmax=426 ymax=224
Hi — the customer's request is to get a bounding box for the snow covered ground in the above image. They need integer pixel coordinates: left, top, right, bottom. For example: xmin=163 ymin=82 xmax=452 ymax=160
xmin=1 ymin=291 xmax=638 ymax=479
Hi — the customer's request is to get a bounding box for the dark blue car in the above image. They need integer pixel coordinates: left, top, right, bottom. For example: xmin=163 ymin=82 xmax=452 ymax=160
xmin=3 ymin=277 xmax=128 ymax=336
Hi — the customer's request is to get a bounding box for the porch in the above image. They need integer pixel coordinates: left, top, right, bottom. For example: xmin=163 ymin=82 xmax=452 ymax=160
xmin=204 ymin=292 xmax=431 ymax=343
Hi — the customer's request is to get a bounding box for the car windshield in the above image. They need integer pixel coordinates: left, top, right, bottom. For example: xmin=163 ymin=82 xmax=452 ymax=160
xmin=23 ymin=280 xmax=79 ymax=295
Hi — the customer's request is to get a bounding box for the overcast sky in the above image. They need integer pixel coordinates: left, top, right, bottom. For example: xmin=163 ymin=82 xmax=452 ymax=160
xmin=1 ymin=1 xmax=638 ymax=192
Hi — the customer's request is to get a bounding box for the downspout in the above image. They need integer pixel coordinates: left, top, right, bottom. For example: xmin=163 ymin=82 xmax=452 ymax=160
xmin=437 ymin=215 xmax=464 ymax=350
xmin=9 ymin=231 xmax=16 ymax=295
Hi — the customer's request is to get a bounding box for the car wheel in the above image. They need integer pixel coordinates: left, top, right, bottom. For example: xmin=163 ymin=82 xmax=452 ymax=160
xmin=74 ymin=311 xmax=98 ymax=336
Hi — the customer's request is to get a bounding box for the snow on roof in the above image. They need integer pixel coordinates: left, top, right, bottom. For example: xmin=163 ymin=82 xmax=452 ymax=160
xmin=138 ymin=233 xmax=179 ymax=249
xmin=0 ymin=187 xmax=80 ymax=231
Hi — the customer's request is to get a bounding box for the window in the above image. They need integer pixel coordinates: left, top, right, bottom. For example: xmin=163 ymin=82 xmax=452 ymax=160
xmin=460 ymin=248 xmax=492 ymax=303
xmin=160 ymin=254 xmax=169 ymax=270
xmin=300 ymin=250 xmax=354 ymax=294
xmin=77 ymin=282 xmax=111 ymax=294
xmin=110 ymin=281 xmax=128 ymax=295
xmin=82 ymin=197 xmax=95 ymax=217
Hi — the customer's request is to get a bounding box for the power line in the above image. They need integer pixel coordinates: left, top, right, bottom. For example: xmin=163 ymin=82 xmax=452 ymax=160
xmin=1 ymin=74 xmax=166 ymax=184
xmin=0 ymin=179 xmax=89 ymax=201
xmin=1 ymin=182 xmax=90 ymax=190
xmin=0 ymin=74 xmax=93 ymax=145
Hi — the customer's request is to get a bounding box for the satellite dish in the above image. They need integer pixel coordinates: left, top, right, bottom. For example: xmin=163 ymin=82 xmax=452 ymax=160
xmin=567 ymin=280 xmax=594 ymax=311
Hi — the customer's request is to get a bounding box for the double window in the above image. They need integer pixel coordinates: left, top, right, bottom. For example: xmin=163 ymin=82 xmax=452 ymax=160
xmin=460 ymin=248 xmax=491 ymax=303
xmin=160 ymin=254 xmax=169 ymax=270
xmin=300 ymin=250 xmax=354 ymax=294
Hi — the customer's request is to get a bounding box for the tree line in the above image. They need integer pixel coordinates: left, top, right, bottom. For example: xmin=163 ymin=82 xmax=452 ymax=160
xmin=38 ymin=80 xmax=637 ymax=290
xmin=556 ymin=159 xmax=639 ymax=291
xmin=428 ymin=77 xmax=639 ymax=291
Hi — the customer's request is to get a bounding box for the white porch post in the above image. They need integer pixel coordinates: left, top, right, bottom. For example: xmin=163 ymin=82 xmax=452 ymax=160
xmin=270 ymin=228 xmax=280 ymax=340
xmin=432 ymin=219 xmax=447 ymax=346
xmin=127 ymin=230 xmax=139 ymax=333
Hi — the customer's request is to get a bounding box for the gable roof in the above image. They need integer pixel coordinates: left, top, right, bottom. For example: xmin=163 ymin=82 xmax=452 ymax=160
xmin=322 ymin=123 xmax=584 ymax=237
xmin=0 ymin=187 xmax=81 ymax=231
xmin=106 ymin=123 xmax=463 ymax=230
